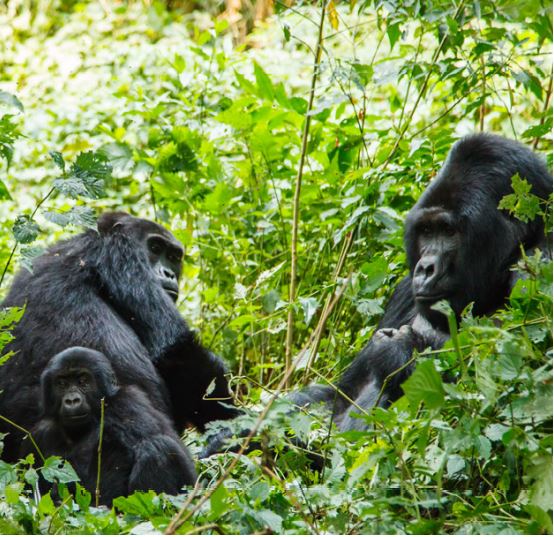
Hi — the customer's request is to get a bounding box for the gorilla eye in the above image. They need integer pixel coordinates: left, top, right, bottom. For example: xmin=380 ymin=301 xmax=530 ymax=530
xmin=56 ymin=379 xmax=67 ymax=389
xmin=78 ymin=375 xmax=89 ymax=388
xmin=169 ymin=252 xmax=182 ymax=264
xmin=420 ymin=224 xmax=433 ymax=236
xmin=149 ymin=241 xmax=163 ymax=255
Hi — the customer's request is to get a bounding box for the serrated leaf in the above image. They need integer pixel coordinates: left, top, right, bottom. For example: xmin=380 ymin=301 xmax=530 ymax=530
xmin=49 ymin=150 xmax=65 ymax=172
xmin=43 ymin=206 xmax=96 ymax=228
xmin=12 ymin=215 xmax=40 ymax=244
xmin=402 ymin=360 xmax=445 ymax=409
xmin=55 ymin=150 xmax=111 ymax=199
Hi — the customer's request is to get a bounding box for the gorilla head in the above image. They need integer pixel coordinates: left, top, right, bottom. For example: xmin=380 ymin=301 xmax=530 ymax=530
xmin=41 ymin=347 xmax=118 ymax=434
xmin=98 ymin=212 xmax=184 ymax=302
xmin=404 ymin=133 xmax=551 ymax=329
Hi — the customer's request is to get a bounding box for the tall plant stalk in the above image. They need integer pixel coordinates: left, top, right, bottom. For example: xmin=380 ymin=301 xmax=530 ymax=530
xmin=285 ymin=0 xmax=328 ymax=386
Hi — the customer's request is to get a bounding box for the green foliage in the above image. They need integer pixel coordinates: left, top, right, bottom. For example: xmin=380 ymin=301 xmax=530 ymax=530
xmin=0 ymin=0 xmax=550 ymax=533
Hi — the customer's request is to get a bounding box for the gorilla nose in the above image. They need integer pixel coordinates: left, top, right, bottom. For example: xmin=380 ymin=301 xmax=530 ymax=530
xmin=161 ymin=267 xmax=176 ymax=280
xmin=415 ymin=256 xmax=437 ymax=279
xmin=413 ymin=255 xmax=444 ymax=297
xmin=63 ymin=394 xmax=83 ymax=408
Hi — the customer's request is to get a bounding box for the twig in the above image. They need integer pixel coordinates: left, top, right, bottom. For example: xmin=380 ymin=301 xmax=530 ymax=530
xmin=95 ymin=397 xmax=105 ymax=508
xmin=0 ymin=414 xmax=44 ymax=462
xmin=164 ymin=480 xmax=203 ymax=535
xmin=285 ymin=0 xmax=327 ymax=387
xmin=47 ymin=493 xmax=73 ymax=534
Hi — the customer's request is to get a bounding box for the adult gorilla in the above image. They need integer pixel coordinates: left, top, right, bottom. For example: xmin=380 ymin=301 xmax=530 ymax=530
xmin=24 ymin=347 xmax=197 ymax=505
xmin=291 ymin=133 xmax=552 ymax=432
xmin=1 ymin=212 xmax=238 ymax=461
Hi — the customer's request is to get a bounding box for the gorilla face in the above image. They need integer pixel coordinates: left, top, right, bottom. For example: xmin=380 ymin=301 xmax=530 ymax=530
xmin=97 ymin=212 xmax=184 ymax=302
xmin=42 ymin=347 xmax=118 ymax=433
xmin=405 ymin=207 xmax=464 ymax=326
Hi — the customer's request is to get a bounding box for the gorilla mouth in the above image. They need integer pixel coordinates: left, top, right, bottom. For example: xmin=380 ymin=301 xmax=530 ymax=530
xmin=415 ymin=293 xmax=447 ymax=303
xmin=63 ymin=413 xmax=90 ymax=427
xmin=163 ymin=286 xmax=179 ymax=302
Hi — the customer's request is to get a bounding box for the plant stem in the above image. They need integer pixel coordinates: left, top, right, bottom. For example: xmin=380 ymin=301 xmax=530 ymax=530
xmin=285 ymin=1 xmax=327 ymax=386
xmin=0 ymin=414 xmax=45 ymax=462
xmin=95 ymin=397 xmax=105 ymax=508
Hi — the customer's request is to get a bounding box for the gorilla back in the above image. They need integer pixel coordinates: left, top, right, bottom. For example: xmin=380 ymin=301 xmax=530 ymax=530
xmin=1 ymin=212 xmax=238 ymax=461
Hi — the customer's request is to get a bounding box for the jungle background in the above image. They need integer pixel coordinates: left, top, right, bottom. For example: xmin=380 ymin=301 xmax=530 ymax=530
xmin=0 ymin=0 xmax=552 ymax=533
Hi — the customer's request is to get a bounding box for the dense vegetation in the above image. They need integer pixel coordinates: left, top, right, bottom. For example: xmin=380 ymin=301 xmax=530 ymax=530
xmin=0 ymin=0 xmax=551 ymax=533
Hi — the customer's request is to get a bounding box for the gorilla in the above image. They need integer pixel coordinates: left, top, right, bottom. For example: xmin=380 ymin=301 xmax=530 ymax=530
xmin=1 ymin=211 xmax=238 ymax=461
xmin=300 ymin=133 xmax=552 ymax=431
xmin=23 ymin=347 xmax=197 ymax=506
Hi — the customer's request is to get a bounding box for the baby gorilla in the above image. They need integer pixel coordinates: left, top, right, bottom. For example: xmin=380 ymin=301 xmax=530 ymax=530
xmin=24 ymin=347 xmax=197 ymax=506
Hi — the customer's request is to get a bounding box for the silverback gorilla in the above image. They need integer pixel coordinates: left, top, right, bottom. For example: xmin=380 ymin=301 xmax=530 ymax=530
xmin=292 ymin=133 xmax=552 ymax=432
xmin=23 ymin=347 xmax=197 ymax=505
xmin=1 ymin=212 xmax=238 ymax=461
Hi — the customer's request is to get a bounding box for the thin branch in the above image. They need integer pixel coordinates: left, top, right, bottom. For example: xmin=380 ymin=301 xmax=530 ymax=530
xmin=0 ymin=414 xmax=45 ymax=462
xmin=95 ymin=397 xmax=105 ymax=508
xmin=285 ymin=0 xmax=328 ymax=387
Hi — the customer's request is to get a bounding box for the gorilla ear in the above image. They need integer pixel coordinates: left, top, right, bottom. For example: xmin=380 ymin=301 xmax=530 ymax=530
xmin=97 ymin=212 xmax=129 ymax=235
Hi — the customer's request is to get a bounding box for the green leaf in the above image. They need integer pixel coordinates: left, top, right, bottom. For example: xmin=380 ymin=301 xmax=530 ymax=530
xmin=38 ymin=492 xmax=56 ymax=515
xmin=4 ymin=482 xmax=23 ymax=504
xmin=527 ymin=455 xmax=553 ymax=512
xmin=254 ymin=62 xmax=275 ymax=101
xmin=204 ymin=182 xmax=233 ymax=214
xmin=99 ymin=142 xmax=133 ymax=172
xmin=12 ymin=214 xmax=40 ymax=244
xmin=255 ymin=510 xmax=283 ymax=533
xmin=0 ymin=461 xmax=17 ymax=486
xmin=43 ymin=206 xmax=96 ymax=228
xmin=283 ymin=23 xmax=291 ymax=42
xmin=402 ymin=360 xmax=445 ymax=409
xmin=49 ymin=150 xmax=65 ymax=172
xmin=41 ymin=456 xmax=79 ymax=483
xmin=299 ymin=296 xmax=318 ymax=325
xmin=210 ymin=484 xmax=228 ymax=518
xmin=498 ymin=174 xmax=542 ymax=223
xmin=54 ymin=150 xmax=111 ymax=199
xmin=0 ymin=91 xmax=23 ymax=112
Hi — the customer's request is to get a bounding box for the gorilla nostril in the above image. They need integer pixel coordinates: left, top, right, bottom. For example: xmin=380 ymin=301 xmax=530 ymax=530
xmin=424 ymin=263 xmax=435 ymax=278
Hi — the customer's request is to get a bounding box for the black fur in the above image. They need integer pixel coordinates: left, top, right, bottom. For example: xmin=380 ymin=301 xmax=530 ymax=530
xmin=1 ymin=212 xmax=238 ymax=461
xmin=23 ymin=347 xmax=197 ymax=506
